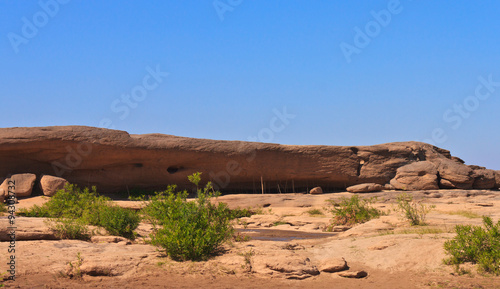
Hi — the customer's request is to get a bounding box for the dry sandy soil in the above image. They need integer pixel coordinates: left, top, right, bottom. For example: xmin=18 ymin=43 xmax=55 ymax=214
xmin=2 ymin=189 xmax=500 ymax=288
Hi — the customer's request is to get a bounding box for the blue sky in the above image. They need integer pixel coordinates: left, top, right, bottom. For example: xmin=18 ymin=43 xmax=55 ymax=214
xmin=1 ymin=1 xmax=499 ymax=170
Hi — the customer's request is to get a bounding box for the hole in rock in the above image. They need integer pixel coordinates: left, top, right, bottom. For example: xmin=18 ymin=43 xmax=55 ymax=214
xmin=167 ymin=167 xmax=179 ymax=174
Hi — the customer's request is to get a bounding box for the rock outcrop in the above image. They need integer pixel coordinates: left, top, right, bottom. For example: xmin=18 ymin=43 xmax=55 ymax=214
xmin=0 ymin=126 xmax=496 ymax=193
xmin=437 ymin=159 xmax=474 ymax=189
xmin=470 ymin=167 xmax=496 ymax=189
xmin=390 ymin=161 xmax=439 ymax=191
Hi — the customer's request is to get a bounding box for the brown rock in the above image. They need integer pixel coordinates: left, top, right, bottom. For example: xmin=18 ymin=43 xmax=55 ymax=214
xmin=438 ymin=159 xmax=474 ymax=189
xmin=0 ymin=173 xmax=36 ymax=198
xmin=496 ymin=171 xmax=500 ymax=189
xmin=471 ymin=168 xmax=496 ymax=189
xmin=346 ymin=183 xmax=383 ymax=193
xmin=331 ymin=225 xmax=351 ymax=232
xmin=309 ymin=187 xmax=323 ymax=195
xmin=319 ymin=258 xmax=348 ymax=273
xmin=40 ymin=175 xmax=69 ymax=197
xmin=0 ymin=126 xmax=495 ymax=193
xmin=338 ymin=270 xmax=368 ymax=278
xmin=384 ymin=183 xmax=395 ymax=190
xmin=390 ymin=161 xmax=438 ymax=190
xmin=264 ymin=256 xmax=320 ymax=279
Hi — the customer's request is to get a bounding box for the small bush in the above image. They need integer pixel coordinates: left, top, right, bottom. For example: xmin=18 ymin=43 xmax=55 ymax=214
xmin=444 ymin=216 xmax=500 ymax=275
xmin=95 ymin=205 xmax=140 ymax=239
xmin=227 ymin=207 xmax=255 ymax=219
xmin=326 ymin=195 xmax=381 ymax=227
xmin=20 ymin=184 xmax=139 ymax=239
xmin=0 ymin=203 xmax=7 ymax=213
xmin=19 ymin=184 xmax=107 ymax=219
xmin=395 ymin=193 xmax=434 ymax=226
xmin=49 ymin=218 xmax=91 ymax=241
xmin=143 ymin=173 xmax=234 ymax=261
xmin=306 ymin=208 xmax=323 ymax=216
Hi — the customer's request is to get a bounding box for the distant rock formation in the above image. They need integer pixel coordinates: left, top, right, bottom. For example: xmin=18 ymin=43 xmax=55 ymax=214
xmin=0 ymin=126 xmax=497 ymax=194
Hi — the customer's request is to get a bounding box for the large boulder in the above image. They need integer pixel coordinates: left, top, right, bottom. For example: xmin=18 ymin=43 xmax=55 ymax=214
xmin=437 ymin=159 xmax=474 ymax=189
xmin=470 ymin=167 xmax=496 ymax=189
xmin=40 ymin=175 xmax=69 ymax=197
xmin=309 ymin=187 xmax=323 ymax=195
xmin=346 ymin=183 xmax=384 ymax=193
xmin=390 ymin=161 xmax=439 ymax=191
xmin=0 ymin=173 xmax=36 ymax=198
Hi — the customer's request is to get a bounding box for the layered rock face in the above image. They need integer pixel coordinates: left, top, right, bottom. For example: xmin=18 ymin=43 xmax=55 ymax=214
xmin=0 ymin=126 xmax=497 ymax=193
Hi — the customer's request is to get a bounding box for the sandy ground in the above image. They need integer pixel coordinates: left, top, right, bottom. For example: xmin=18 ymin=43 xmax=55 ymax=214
xmin=2 ymin=189 xmax=500 ymax=288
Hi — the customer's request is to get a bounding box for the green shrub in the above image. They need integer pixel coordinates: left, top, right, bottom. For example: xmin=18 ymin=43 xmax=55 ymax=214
xmin=49 ymin=218 xmax=91 ymax=241
xmin=306 ymin=208 xmax=324 ymax=216
xmin=394 ymin=193 xmax=434 ymax=226
xmin=19 ymin=184 xmax=107 ymax=219
xmin=95 ymin=205 xmax=140 ymax=239
xmin=227 ymin=207 xmax=256 ymax=219
xmin=326 ymin=195 xmax=381 ymax=228
xmin=0 ymin=203 xmax=7 ymax=213
xmin=444 ymin=216 xmax=500 ymax=275
xmin=143 ymin=174 xmax=234 ymax=261
xmin=20 ymin=184 xmax=139 ymax=239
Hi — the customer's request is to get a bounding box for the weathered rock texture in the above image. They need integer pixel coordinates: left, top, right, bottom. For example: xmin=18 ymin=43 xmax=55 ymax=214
xmin=390 ymin=161 xmax=439 ymax=191
xmin=0 ymin=126 xmax=497 ymax=193
xmin=40 ymin=175 xmax=69 ymax=197
xmin=309 ymin=187 xmax=323 ymax=195
xmin=0 ymin=173 xmax=36 ymax=197
xmin=346 ymin=183 xmax=384 ymax=193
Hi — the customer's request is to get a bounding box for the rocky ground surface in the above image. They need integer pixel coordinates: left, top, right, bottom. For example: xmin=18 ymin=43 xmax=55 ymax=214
xmin=2 ymin=190 xmax=500 ymax=288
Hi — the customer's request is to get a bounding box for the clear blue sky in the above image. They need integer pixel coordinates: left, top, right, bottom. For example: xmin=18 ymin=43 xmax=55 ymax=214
xmin=1 ymin=1 xmax=499 ymax=170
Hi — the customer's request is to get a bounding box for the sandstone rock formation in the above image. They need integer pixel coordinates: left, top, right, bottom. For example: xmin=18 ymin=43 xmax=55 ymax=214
xmin=0 ymin=173 xmax=36 ymax=198
xmin=318 ymin=258 xmax=348 ymax=273
xmin=309 ymin=187 xmax=323 ymax=195
xmin=390 ymin=161 xmax=439 ymax=191
xmin=437 ymin=159 xmax=474 ymax=189
xmin=470 ymin=167 xmax=496 ymax=189
xmin=40 ymin=175 xmax=69 ymax=197
xmin=0 ymin=126 xmax=496 ymax=193
xmin=346 ymin=183 xmax=383 ymax=193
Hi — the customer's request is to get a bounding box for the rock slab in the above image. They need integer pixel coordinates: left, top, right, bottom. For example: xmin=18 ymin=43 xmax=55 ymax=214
xmin=346 ymin=183 xmax=384 ymax=193
xmin=0 ymin=126 xmax=495 ymax=193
